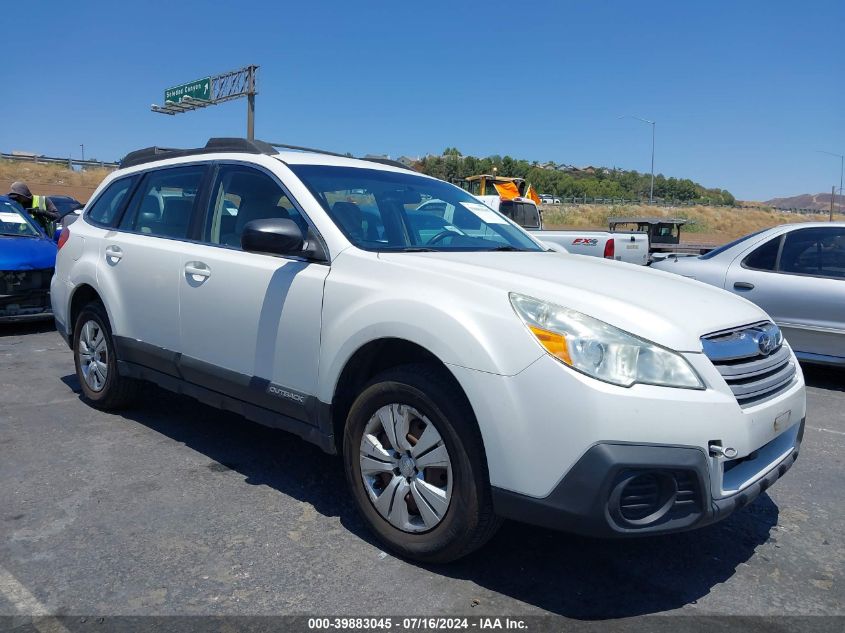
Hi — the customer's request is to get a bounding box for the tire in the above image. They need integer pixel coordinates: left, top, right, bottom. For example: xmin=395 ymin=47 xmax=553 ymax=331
xmin=72 ymin=301 xmax=140 ymax=410
xmin=343 ymin=364 xmax=501 ymax=563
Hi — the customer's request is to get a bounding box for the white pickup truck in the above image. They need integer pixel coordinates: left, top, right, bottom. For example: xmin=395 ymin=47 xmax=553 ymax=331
xmin=531 ymin=230 xmax=650 ymax=265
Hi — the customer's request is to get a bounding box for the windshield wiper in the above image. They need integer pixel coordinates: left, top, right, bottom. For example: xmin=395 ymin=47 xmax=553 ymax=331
xmin=0 ymin=232 xmax=33 ymax=238
xmin=488 ymin=245 xmax=525 ymax=251
xmin=397 ymin=247 xmax=437 ymax=252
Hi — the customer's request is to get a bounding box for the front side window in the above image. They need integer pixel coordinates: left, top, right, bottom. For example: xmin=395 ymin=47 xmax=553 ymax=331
xmin=0 ymin=198 xmax=40 ymax=237
xmin=120 ymin=166 xmax=205 ymax=239
xmin=86 ymin=175 xmax=138 ymax=227
xmin=288 ymin=165 xmax=542 ymax=252
xmin=202 ymin=165 xmax=308 ymax=248
xmin=779 ymin=227 xmax=845 ymax=279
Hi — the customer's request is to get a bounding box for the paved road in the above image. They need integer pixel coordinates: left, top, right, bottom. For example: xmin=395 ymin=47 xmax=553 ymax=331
xmin=1 ymin=322 xmax=843 ymax=620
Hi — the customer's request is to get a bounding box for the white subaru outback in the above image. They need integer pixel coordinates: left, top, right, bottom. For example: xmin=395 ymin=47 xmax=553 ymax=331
xmin=52 ymin=138 xmax=806 ymax=562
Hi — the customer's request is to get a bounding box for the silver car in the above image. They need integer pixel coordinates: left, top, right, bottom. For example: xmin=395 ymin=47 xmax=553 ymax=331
xmin=652 ymin=222 xmax=845 ymax=366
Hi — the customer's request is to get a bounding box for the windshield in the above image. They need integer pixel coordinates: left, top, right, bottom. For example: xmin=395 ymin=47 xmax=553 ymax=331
xmin=699 ymin=228 xmax=768 ymax=259
xmin=0 ymin=199 xmax=40 ymax=237
xmin=289 ymin=165 xmax=542 ymax=252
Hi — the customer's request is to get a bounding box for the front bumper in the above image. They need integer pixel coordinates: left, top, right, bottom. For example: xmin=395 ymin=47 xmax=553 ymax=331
xmin=492 ymin=418 xmax=803 ymax=537
xmin=0 ymin=293 xmax=52 ymax=322
xmin=1 ymin=269 xmax=53 ymax=322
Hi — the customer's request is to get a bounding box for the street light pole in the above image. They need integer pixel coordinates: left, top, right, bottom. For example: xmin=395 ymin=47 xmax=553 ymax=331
xmin=620 ymin=115 xmax=656 ymax=203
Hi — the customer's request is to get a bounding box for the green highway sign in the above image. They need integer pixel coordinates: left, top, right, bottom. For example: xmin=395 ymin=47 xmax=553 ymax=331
xmin=165 ymin=77 xmax=211 ymax=103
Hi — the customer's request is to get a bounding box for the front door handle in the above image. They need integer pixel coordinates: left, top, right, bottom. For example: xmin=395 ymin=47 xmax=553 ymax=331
xmin=104 ymin=246 xmax=123 ymax=263
xmin=733 ymin=281 xmax=755 ymax=290
xmin=184 ymin=262 xmax=211 ymax=282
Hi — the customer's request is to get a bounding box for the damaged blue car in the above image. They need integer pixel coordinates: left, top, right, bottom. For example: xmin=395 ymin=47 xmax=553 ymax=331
xmin=0 ymin=195 xmax=57 ymax=322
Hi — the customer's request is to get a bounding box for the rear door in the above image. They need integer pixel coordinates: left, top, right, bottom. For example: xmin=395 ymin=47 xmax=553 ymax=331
xmin=176 ymin=163 xmax=329 ymax=422
xmin=98 ymin=164 xmax=209 ymax=364
xmin=724 ymin=226 xmax=845 ymax=360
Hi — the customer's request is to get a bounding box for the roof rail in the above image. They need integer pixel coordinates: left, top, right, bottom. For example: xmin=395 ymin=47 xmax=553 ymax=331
xmin=119 ymin=137 xmax=278 ymax=169
xmin=360 ymin=157 xmax=414 ymax=170
xmin=119 ymin=137 xmax=415 ymax=171
xmin=268 ymin=142 xmax=349 ymax=159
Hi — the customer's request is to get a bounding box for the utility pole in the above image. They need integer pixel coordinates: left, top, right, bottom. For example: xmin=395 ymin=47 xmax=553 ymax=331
xmin=817 ymin=150 xmax=843 ymax=220
xmin=80 ymin=144 xmax=84 ymax=162
xmin=620 ymin=116 xmax=656 ymax=203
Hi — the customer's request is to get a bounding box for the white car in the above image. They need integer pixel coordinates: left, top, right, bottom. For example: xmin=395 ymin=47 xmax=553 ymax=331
xmin=51 ymin=138 xmax=806 ymax=562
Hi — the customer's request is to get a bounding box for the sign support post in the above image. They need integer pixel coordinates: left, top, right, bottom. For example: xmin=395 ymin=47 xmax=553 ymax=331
xmin=152 ymin=65 xmax=259 ymax=139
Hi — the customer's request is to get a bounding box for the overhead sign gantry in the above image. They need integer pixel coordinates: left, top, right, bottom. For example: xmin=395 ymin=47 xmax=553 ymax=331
xmin=151 ymin=65 xmax=258 ymax=139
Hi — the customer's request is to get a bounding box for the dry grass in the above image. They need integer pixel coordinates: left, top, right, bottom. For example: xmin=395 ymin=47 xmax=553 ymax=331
xmin=542 ymin=204 xmax=845 ymax=244
xmin=0 ymin=159 xmax=114 ymax=202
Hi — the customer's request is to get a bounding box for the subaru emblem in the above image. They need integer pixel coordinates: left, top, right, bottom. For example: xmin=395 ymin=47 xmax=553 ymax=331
xmin=757 ymin=332 xmax=775 ymax=355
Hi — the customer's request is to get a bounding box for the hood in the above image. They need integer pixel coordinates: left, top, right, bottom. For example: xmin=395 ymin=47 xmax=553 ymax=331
xmin=0 ymin=235 xmax=57 ymax=270
xmin=379 ymin=251 xmax=769 ymax=352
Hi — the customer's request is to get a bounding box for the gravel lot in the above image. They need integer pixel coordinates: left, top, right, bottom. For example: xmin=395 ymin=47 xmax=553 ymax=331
xmin=1 ymin=322 xmax=843 ymax=621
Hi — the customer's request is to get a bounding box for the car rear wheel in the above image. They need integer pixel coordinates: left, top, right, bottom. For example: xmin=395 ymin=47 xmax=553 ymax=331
xmin=343 ymin=364 xmax=501 ymax=563
xmin=73 ymin=302 xmax=139 ymax=409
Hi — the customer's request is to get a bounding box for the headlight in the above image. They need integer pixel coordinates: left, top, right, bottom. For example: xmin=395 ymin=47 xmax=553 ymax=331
xmin=509 ymin=293 xmax=704 ymax=389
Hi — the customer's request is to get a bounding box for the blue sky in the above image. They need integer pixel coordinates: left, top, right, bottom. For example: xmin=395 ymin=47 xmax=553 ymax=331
xmin=2 ymin=0 xmax=843 ymax=200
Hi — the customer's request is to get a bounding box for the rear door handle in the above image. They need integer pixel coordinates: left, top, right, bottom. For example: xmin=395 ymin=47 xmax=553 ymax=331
xmin=104 ymin=246 xmax=123 ymax=262
xmin=733 ymin=281 xmax=754 ymax=290
xmin=184 ymin=262 xmax=211 ymax=282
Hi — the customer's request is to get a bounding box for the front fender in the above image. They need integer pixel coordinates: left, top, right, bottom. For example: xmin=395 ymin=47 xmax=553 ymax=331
xmin=316 ymin=251 xmax=543 ymax=403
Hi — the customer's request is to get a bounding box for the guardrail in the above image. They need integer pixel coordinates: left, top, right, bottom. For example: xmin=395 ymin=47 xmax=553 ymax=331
xmin=540 ymin=197 xmax=833 ymax=215
xmin=1 ymin=152 xmax=118 ymax=169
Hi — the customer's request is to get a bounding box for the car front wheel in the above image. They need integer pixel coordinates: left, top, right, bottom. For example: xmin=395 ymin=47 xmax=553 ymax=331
xmin=343 ymin=364 xmax=500 ymax=563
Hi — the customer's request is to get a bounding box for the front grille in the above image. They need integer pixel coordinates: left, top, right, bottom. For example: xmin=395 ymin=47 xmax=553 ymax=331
xmin=702 ymin=321 xmax=796 ymax=407
xmin=0 ymin=269 xmax=53 ymax=295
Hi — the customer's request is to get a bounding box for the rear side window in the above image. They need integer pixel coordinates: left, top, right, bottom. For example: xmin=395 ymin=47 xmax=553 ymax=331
xmin=85 ymin=175 xmax=138 ymax=227
xmin=743 ymin=236 xmax=781 ymax=271
xmin=120 ymin=166 xmax=206 ymax=239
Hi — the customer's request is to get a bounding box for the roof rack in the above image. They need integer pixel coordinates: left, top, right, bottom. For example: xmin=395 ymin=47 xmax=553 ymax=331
xmin=119 ymin=138 xmax=278 ymax=169
xmin=119 ymin=137 xmax=415 ymax=171
xmin=269 ymin=143 xmax=413 ymax=171
xmin=267 ymin=142 xmax=348 ymax=158
xmin=360 ymin=157 xmax=413 ymax=170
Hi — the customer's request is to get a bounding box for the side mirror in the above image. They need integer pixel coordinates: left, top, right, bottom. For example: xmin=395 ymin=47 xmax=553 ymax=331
xmin=241 ymin=218 xmax=305 ymax=257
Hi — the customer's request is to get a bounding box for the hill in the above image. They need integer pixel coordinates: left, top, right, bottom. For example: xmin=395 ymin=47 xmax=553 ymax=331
xmin=765 ymin=192 xmax=844 ymax=211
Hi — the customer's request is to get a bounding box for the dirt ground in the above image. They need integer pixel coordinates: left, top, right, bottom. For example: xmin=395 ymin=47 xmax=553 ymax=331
xmin=0 ymin=159 xmax=112 ymax=203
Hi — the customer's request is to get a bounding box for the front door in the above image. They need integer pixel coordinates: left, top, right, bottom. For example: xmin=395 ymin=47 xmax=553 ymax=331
xmin=177 ymin=164 xmax=329 ymax=423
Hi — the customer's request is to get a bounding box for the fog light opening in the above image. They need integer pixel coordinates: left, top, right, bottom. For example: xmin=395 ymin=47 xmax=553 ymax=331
xmin=611 ymin=471 xmax=678 ymax=527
